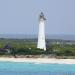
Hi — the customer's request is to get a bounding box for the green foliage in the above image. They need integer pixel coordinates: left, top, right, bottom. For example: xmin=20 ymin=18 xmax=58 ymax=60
xmin=49 ymin=44 xmax=75 ymax=56
xmin=0 ymin=39 xmax=75 ymax=57
xmin=10 ymin=48 xmax=44 ymax=55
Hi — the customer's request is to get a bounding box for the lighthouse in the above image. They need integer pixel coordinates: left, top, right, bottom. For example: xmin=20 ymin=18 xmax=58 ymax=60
xmin=37 ymin=12 xmax=46 ymax=51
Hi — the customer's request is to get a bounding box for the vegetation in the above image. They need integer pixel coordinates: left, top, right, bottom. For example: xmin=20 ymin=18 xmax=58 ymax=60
xmin=0 ymin=38 xmax=75 ymax=58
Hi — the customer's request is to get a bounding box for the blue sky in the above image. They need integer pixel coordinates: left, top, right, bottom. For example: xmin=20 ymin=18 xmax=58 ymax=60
xmin=0 ymin=0 xmax=75 ymax=35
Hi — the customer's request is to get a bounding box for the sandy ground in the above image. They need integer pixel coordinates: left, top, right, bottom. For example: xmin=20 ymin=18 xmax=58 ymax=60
xmin=0 ymin=58 xmax=75 ymax=64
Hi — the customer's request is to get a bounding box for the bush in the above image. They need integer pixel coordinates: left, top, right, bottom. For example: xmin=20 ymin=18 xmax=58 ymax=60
xmin=11 ymin=48 xmax=44 ymax=55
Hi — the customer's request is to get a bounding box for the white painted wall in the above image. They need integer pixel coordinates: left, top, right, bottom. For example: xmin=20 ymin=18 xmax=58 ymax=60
xmin=37 ymin=19 xmax=46 ymax=51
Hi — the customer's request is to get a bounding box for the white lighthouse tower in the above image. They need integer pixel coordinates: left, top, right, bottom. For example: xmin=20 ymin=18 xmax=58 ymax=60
xmin=37 ymin=12 xmax=46 ymax=51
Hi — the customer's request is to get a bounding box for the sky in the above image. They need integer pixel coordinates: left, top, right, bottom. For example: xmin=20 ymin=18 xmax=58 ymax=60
xmin=0 ymin=0 xmax=75 ymax=35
